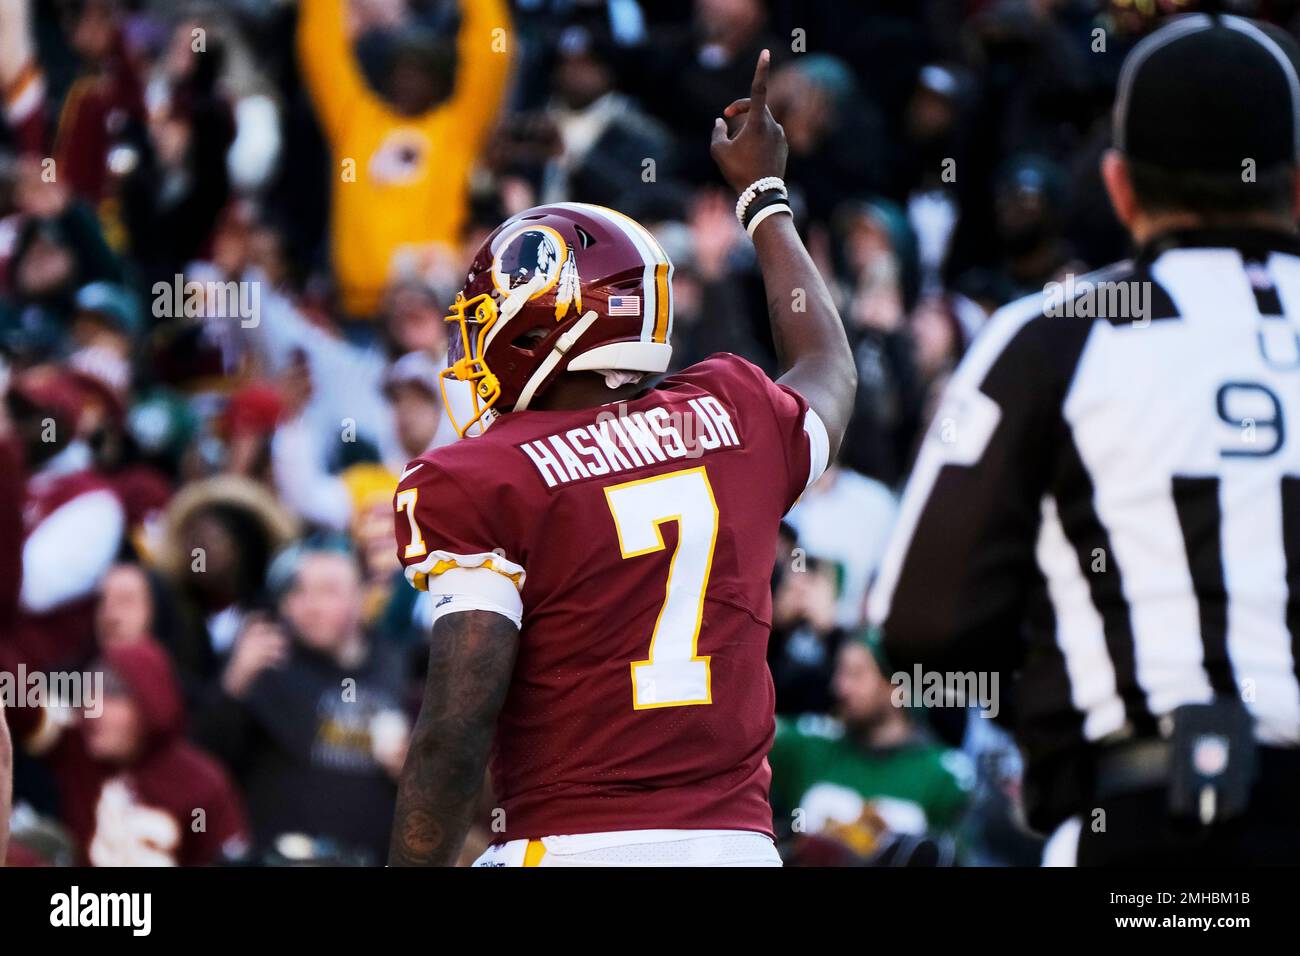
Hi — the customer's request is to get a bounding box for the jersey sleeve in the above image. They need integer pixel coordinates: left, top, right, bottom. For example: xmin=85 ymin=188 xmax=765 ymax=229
xmin=393 ymin=460 xmax=526 ymax=597
xmin=698 ymin=353 xmax=831 ymax=511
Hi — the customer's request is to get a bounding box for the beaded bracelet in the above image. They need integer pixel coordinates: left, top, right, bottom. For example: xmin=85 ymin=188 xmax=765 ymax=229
xmin=735 ymin=176 xmax=787 ymax=225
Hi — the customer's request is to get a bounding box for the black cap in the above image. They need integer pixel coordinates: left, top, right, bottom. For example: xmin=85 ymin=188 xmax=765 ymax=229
xmin=1114 ymin=14 xmax=1300 ymax=173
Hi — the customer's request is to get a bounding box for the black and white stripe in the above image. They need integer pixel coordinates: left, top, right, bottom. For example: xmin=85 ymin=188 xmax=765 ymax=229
xmin=871 ymin=230 xmax=1300 ymax=831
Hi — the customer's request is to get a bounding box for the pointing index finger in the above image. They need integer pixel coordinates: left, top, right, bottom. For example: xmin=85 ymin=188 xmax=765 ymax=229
xmin=750 ymin=48 xmax=770 ymax=111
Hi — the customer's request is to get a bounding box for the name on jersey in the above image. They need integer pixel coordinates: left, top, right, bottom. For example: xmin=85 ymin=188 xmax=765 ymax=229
xmin=519 ymin=398 xmax=740 ymax=488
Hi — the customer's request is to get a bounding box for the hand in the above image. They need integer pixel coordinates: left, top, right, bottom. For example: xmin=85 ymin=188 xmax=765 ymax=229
xmin=709 ymin=49 xmax=788 ymax=195
xmin=14 ymin=156 xmax=69 ymax=219
xmin=222 ymin=617 xmax=289 ymax=698
xmin=371 ymin=709 xmax=411 ymax=781
xmin=689 ymin=190 xmax=743 ymax=280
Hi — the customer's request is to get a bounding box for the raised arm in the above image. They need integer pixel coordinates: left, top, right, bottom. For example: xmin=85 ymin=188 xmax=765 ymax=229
xmin=388 ymin=609 xmax=518 ymax=866
xmin=709 ymin=50 xmax=856 ymax=458
xmin=296 ymin=0 xmax=373 ymax=143
xmin=441 ymin=0 xmax=513 ymax=151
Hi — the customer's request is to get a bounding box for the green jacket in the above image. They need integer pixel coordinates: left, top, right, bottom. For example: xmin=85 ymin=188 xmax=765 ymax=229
xmin=769 ymin=714 xmax=973 ymax=837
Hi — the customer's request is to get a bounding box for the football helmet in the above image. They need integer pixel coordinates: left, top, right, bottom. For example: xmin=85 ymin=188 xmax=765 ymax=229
xmin=441 ymin=203 xmax=674 ymax=436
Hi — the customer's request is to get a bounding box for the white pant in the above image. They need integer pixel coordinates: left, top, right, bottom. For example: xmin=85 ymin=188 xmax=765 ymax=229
xmin=473 ymin=829 xmax=782 ymax=867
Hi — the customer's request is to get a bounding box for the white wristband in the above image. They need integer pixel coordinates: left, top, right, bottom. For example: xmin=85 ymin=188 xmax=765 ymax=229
xmin=736 ymin=176 xmax=786 ymax=225
xmin=746 ymin=202 xmax=792 ymax=238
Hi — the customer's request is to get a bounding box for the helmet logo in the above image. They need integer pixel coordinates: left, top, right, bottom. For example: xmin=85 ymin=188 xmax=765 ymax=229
xmin=490 ymin=224 xmax=582 ymax=323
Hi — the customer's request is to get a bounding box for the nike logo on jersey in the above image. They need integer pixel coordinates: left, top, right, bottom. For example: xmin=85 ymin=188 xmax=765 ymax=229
xmin=400 ymin=463 xmax=425 ymax=482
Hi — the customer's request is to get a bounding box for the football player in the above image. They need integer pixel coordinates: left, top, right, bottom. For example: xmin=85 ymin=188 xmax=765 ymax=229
xmin=389 ymin=50 xmax=856 ymax=867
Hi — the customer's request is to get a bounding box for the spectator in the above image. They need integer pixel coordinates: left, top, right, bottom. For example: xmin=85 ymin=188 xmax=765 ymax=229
xmin=768 ymin=55 xmax=889 ymax=227
xmin=68 ymin=280 xmax=140 ymax=358
xmin=3 ymin=640 xmax=249 ymax=865
xmin=533 ymin=26 xmax=676 ymax=209
xmin=907 ymin=291 xmax=987 ymax=439
xmin=892 ymin=64 xmax=973 ymax=291
xmin=1 ymin=157 xmax=128 ymax=360
xmin=220 ymin=381 xmax=284 ymax=483
xmin=94 ymin=562 xmax=155 ymax=648
xmin=53 ymin=0 xmax=148 ymax=207
xmin=663 ymin=189 xmax=772 ymax=371
xmin=243 ymin=272 xmax=465 ymax=523
xmin=622 ymin=0 xmax=777 ymax=184
xmin=197 ymin=538 xmax=409 ymax=865
xmin=5 ymin=365 xmax=126 ymax=672
xmin=296 ymin=0 xmax=513 ymax=319
xmin=337 ymin=463 xmax=402 ymax=634
xmin=152 ymin=474 xmax=298 ymax=685
xmin=768 ymin=635 xmax=973 ymax=866
xmin=980 ymin=153 xmax=1084 ymax=300
xmin=769 ymin=555 xmax=846 ymax=717
xmin=123 ymin=12 xmax=237 ymax=285
xmin=93 ymin=561 xmax=194 ymax=661
xmin=785 ymin=464 xmax=898 ymax=629
xmin=834 ymin=200 xmax=927 ymax=485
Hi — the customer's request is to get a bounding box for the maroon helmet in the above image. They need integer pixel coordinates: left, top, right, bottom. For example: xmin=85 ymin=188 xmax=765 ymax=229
xmin=440 ymin=203 xmax=674 ymax=436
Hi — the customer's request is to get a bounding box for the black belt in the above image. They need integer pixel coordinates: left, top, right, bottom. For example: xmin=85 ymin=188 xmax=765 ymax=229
xmin=1097 ymin=739 xmax=1300 ymax=793
xmin=1027 ymin=737 xmax=1300 ymax=833
xmin=1095 ymin=738 xmax=1172 ymax=799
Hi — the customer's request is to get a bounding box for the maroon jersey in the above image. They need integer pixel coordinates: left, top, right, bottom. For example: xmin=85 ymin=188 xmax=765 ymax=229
xmin=395 ymin=353 xmax=821 ymax=840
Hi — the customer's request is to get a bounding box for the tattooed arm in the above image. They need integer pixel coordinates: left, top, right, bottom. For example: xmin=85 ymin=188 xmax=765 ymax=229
xmin=388 ymin=610 xmax=519 ymax=866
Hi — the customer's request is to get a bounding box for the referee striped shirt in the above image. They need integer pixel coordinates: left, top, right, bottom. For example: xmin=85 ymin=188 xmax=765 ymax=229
xmin=870 ymin=227 xmax=1300 ymax=829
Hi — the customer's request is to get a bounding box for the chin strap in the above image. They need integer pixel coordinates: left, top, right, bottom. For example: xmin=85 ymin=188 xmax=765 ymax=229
xmin=513 ymin=311 xmax=601 ymax=412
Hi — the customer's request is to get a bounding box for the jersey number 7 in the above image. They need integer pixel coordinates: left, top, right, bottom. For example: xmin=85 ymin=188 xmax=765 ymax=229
xmin=604 ymin=466 xmax=718 ymax=710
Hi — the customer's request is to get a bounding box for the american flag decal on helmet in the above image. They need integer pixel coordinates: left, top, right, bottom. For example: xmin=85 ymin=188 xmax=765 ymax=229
xmin=608 ymin=295 xmax=641 ymax=316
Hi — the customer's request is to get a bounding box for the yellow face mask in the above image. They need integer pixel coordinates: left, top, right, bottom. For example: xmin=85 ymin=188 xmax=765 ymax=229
xmin=440 ymin=292 xmax=501 ymax=438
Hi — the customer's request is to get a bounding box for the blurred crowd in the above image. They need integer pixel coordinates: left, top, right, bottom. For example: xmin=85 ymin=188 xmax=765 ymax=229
xmin=0 ymin=0 xmax=1281 ymax=866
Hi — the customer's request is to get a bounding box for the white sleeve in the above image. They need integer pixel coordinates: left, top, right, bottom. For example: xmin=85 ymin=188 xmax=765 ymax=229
xmin=802 ymin=407 xmax=831 ymax=492
xmin=271 ymin=415 xmax=352 ymax=530
xmin=227 ymin=94 xmax=282 ymax=193
xmin=20 ymin=490 xmax=124 ymax=613
xmin=426 ymin=565 xmax=524 ymax=630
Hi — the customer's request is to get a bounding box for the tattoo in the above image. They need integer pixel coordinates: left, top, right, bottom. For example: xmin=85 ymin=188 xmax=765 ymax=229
xmin=388 ymin=610 xmax=519 ymax=866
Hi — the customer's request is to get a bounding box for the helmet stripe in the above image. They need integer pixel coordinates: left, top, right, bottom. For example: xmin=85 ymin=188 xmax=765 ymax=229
xmin=553 ymin=202 xmax=671 ymax=344
xmin=653 ymin=262 xmax=671 ymax=342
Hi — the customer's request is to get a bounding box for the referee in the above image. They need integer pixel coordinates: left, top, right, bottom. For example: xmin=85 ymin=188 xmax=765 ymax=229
xmin=871 ymin=12 xmax=1300 ymax=865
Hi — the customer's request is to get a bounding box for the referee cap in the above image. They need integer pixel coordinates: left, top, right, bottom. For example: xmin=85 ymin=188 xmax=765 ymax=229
xmin=1114 ymin=13 xmax=1300 ymax=173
